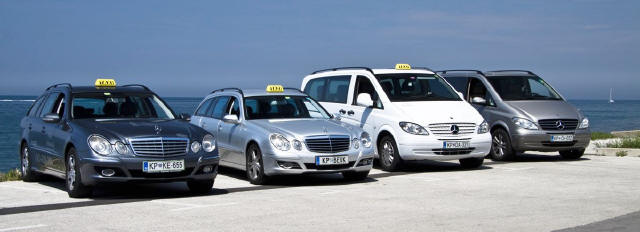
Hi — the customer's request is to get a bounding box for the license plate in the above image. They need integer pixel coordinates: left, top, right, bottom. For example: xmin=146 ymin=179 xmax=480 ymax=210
xmin=143 ymin=160 xmax=185 ymax=173
xmin=443 ymin=141 xmax=470 ymax=149
xmin=316 ymin=156 xmax=348 ymax=165
xmin=551 ymin=134 xmax=574 ymax=142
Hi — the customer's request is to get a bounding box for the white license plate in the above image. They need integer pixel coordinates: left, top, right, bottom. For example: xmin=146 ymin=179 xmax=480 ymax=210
xmin=143 ymin=160 xmax=185 ymax=173
xmin=316 ymin=156 xmax=348 ymax=165
xmin=443 ymin=141 xmax=470 ymax=149
xmin=551 ymin=134 xmax=574 ymax=142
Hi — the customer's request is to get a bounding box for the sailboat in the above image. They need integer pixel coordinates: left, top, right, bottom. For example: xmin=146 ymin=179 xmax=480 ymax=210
xmin=609 ymin=88 xmax=615 ymax=103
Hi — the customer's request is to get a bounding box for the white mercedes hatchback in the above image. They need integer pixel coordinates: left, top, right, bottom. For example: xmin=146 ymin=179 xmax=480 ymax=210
xmin=301 ymin=64 xmax=491 ymax=171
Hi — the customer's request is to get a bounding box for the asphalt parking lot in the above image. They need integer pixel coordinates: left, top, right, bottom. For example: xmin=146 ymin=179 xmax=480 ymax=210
xmin=1 ymin=152 xmax=639 ymax=232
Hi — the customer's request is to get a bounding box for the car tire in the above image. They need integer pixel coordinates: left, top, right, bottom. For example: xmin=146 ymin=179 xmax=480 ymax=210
xmin=65 ymin=147 xmax=93 ymax=198
xmin=378 ymin=135 xmax=403 ymax=171
xmin=187 ymin=179 xmax=214 ymax=194
xmin=459 ymin=157 xmax=484 ymax=169
xmin=490 ymin=128 xmax=515 ymax=161
xmin=246 ymin=143 xmax=268 ymax=185
xmin=20 ymin=144 xmax=40 ymax=182
xmin=559 ymin=149 xmax=585 ymax=160
xmin=342 ymin=171 xmax=370 ymax=181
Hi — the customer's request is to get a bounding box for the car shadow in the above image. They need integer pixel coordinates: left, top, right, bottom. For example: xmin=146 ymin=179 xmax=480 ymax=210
xmin=370 ymin=159 xmax=493 ymax=173
xmin=218 ymin=166 xmax=378 ymax=187
xmin=486 ymin=152 xmax=590 ymax=165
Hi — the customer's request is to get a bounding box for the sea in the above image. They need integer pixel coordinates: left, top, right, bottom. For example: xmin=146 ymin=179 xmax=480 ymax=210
xmin=1 ymin=95 xmax=638 ymax=172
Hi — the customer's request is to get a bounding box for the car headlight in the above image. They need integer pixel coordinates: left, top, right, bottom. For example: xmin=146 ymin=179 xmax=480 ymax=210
xmin=399 ymin=122 xmax=429 ymax=135
xmin=292 ymin=139 xmax=302 ymax=151
xmin=202 ymin=134 xmax=216 ymax=152
xmin=478 ymin=121 xmax=489 ymax=134
xmin=579 ymin=118 xmax=589 ymax=129
xmin=513 ymin=117 xmax=539 ymax=130
xmin=352 ymin=138 xmax=360 ymax=149
xmin=88 ymin=134 xmax=112 ymax=156
xmin=270 ymin=133 xmax=290 ymax=151
xmin=361 ymin=132 xmax=372 ymax=148
xmin=114 ymin=141 xmax=128 ymax=155
xmin=191 ymin=141 xmax=201 ymax=153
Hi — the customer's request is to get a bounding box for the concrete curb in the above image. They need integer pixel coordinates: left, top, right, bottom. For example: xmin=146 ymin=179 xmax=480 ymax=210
xmin=593 ymin=148 xmax=640 ymax=157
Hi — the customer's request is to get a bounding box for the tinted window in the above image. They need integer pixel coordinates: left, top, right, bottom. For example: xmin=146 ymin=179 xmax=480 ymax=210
xmin=39 ymin=93 xmax=61 ymax=117
xmin=353 ymin=76 xmax=382 ymax=108
xmin=211 ymin=96 xmax=230 ymax=119
xmin=227 ymin=97 xmax=240 ymax=116
xmin=27 ymin=95 xmax=46 ymax=117
xmin=303 ymin=76 xmax=351 ymax=103
xmin=444 ymin=77 xmax=469 ymax=98
xmin=71 ymin=93 xmax=175 ymax=119
xmin=487 ymin=76 xmax=562 ymax=101
xmin=375 ymin=74 xmax=461 ymax=101
xmin=469 ymin=78 xmax=495 ymax=106
xmin=195 ymin=98 xmax=214 ymax=116
xmin=244 ymin=95 xmax=330 ymax=120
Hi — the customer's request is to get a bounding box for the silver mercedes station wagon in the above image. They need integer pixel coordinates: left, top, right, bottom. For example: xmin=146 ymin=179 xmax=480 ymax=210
xmin=190 ymin=85 xmax=374 ymax=184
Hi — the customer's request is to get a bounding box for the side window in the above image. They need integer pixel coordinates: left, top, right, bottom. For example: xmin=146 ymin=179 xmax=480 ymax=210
xmin=211 ymin=96 xmax=230 ymax=119
xmin=195 ymin=98 xmax=215 ymax=116
xmin=445 ymin=77 xmax=469 ymax=99
xmin=353 ymin=76 xmax=382 ymax=108
xmin=39 ymin=93 xmax=62 ymax=117
xmin=226 ymin=97 xmax=240 ymax=117
xmin=325 ymin=76 xmax=350 ymax=103
xmin=27 ymin=95 xmax=46 ymax=117
xmin=304 ymin=78 xmax=326 ymax=101
xmin=528 ymin=78 xmax=553 ymax=97
xmin=469 ymin=78 xmax=495 ymax=106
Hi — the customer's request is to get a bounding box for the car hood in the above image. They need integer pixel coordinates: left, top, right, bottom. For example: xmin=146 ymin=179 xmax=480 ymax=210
xmin=505 ymin=100 xmax=581 ymax=120
xmin=73 ymin=119 xmax=201 ymax=142
xmin=251 ymin=118 xmax=359 ymax=139
xmin=392 ymin=101 xmax=484 ymax=125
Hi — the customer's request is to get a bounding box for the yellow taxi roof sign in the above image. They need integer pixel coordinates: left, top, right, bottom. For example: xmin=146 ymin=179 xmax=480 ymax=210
xmin=95 ymin=79 xmax=117 ymax=87
xmin=395 ymin=64 xmax=411 ymax=70
xmin=266 ymin=85 xmax=284 ymax=93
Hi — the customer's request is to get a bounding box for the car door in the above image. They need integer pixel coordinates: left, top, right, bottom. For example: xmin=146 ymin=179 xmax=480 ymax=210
xmin=44 ymin=93 xmax=70 ymax=172
xmin=217 ymin=96 xmax=245 ymax=166
xmin=23 ymin=94 xmax=47 ymax=169
xmin=342 ymin=75 xmax=380 ymax=133
xmin=207 ymin=96 xmax=230 ymax=162
xmin=35 ymin=92 xmax=62 ymax=171
xmin=303 ymin=75 xmax=353 ymax=118
xmin=468 ymin=78 xmax=498 ymax=123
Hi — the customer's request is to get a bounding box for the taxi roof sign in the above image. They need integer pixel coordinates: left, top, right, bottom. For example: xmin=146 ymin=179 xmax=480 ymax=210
xmin=95 ymin=79 xmax=116 ymax=87
xmin=266 ymin=85 xmax=284 ymax=93
xmin=395 ymin=64 xmax=411 ymax=70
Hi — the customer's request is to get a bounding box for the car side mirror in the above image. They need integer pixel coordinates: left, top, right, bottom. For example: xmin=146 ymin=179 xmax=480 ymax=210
xmin=179 ymin=113 xmax=191 ymax=121
xmin=223 ymin=114 xmax=240 ymax=124
xmin=356 ymin=93 xmax=374 ymax=108
xmin=42 ymin=113 xmax=60 ymax=123
xmin=471 ymin=97 xmax=487 ymax=105
xmin=457 ymin=91 xmax=464 ymax=99
xmin=333 ymin=113 xmax=341 ymax=121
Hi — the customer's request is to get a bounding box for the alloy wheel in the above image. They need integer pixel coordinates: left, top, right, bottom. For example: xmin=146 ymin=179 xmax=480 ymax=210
xmin=21 ymin=146 xmax=29 ymax=175
xmin=67 ymin=156 xmax=76 ymax=191
xmin=249 ymin=149 xmax=261 ymax=180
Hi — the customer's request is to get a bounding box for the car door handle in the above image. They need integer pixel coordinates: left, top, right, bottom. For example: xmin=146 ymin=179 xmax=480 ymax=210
xmin=339 ymin=109 xmax=346 ymax=114
xmin=41 ymin=126 xmax=46 ymax=134
xmin=28 ymin=123 xmax=32 ymax=130
xmin=347 ymin=110 xmax=354 ymax=116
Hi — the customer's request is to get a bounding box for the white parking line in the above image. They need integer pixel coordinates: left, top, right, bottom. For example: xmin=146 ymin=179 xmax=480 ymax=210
xmin=151 ymin=200 xmax=238 ymax=211
xmin=0 ymin=224 xmax=47 ymax=232
xmin=494 ymin=167 xmax=534 ymax=171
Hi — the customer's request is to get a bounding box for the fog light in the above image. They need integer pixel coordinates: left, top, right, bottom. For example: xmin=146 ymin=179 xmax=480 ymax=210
xmin=277 ymin=161 xmax=301 ymax=169
xmin=357 ymin=158 xmax=373 ymax=167
xmin=203 ymin=165 xmax=213 ymax=173
xmin=101 ymin=168 xmax=115 ymax=177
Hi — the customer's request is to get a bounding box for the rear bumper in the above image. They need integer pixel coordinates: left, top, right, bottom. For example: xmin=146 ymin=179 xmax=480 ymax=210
xmin=511 ymin=128 xmax=591 ymax=152
xmin=78 ymin=155 xmax=219 ymax=186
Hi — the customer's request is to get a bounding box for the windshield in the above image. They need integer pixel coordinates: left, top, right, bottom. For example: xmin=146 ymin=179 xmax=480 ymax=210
xmin=71 ymin=93 xmax=176 ymax=119
xmin=375 ymin=73 xmax=461 ymax=101
xmin=244 ymin=95 xmax=331 ymax=120
xmin=487 ymin=76 xmax=563 ymax=101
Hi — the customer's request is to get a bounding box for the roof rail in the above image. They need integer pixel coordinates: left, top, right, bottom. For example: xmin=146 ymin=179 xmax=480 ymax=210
xmin=46 ymin=83 xmax=72 ymax=91
xmin=487 ymin=70 xmax=536 ymax=75
xmin=121 ymin=84 xmax=151 ymax=91
xmin=210 ymin=88 xmax=244 ymax=96
xmin=437 ymin=70 xmax=484 ymax=75
xmin=311 ymin=67 xmax=373 ymax=75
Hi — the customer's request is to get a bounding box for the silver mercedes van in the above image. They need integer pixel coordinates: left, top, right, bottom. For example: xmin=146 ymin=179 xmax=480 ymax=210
xmin=438 ymin=70 xmax=590 ymax=161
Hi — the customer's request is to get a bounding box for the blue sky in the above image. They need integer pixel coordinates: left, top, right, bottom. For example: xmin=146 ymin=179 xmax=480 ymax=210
xmin=1 ymin=0 xmax=638 ymax=99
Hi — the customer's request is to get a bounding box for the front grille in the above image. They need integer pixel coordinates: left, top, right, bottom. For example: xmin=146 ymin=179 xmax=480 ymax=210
xmin=431 ymin=148 xmax=475 ymax=155
xmin=304 ymin=135 xmax=350 ymax=153
xmin=428 ymin=123 xmax=476 ymax=136
xmin=129 ymin=168 xmax=194 ymax=178
xmin=129 ymin=137 xmax=189 ymax=157
xmin=538 ymin=119 xmax=579 ymax=131
xmin=304 ymin=162 xmax=356 ymax=170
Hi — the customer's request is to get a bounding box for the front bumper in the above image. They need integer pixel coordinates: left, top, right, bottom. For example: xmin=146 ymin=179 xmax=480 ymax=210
xmin=78 ymin=154 xmax=219 ymax=186
xmin=511 ymin=128 xmax=591 ymax=152
xmin=396 ymin=133 xmax=492 ymax=161
xmin=262 ymin=147 xmax=375 ymax=176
